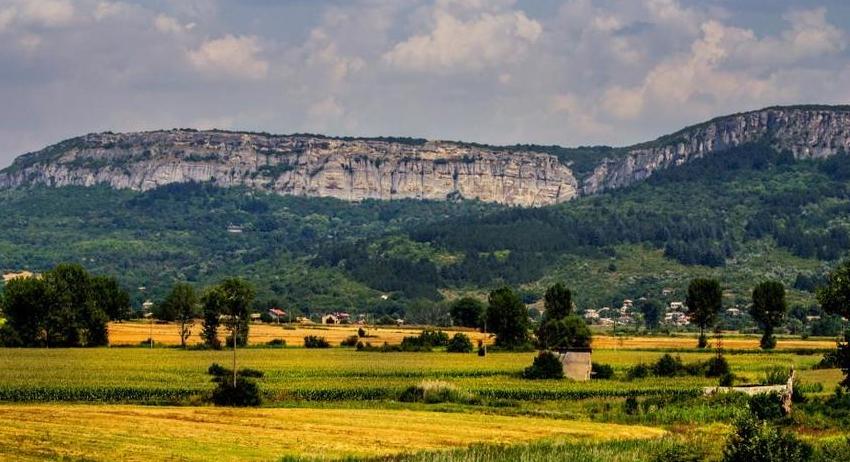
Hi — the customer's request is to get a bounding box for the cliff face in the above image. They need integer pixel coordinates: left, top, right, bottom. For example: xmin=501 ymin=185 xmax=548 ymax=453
xmin=2 ymin=106 xmax=849 ymax=205
xmin=0 ymin=131 xmax=578 ymax=207
xmin=582 ymin=107 xmax=850 ymax=194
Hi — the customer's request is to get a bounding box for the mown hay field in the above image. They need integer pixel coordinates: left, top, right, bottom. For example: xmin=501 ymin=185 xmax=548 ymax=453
xmin=107 ymin=321 xmax=838 ymax=350
xmin=0 ymin=404 xmax=665 ymax=462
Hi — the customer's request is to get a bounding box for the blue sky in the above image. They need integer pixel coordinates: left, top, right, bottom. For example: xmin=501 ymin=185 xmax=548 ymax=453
xmin=1 ymin=0 xmax=849 ymax=166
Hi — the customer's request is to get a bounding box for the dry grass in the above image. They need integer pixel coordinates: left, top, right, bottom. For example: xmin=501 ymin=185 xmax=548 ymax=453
xmin=108 ymin=322 xmax=837 ymax=350
xmin=108 ymin=322 xmax=488 ymax=347
xmin=0 ymin=404 xmax=666 ymax=461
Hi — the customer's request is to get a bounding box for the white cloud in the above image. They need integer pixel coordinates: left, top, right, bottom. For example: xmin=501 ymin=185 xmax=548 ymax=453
xmin=187 ymin=35 xmax=269 ymax=80
xmin=383 ymin=3 xmax=542 ymax=73
xmin=153 ymin=14 xmax=184 ymax=34
xmin=93 ymin=1 xmax=134 ymax=21
xmin=19 ymin=0 xmax=74 ymax=27
xmin=0 ymin=8 xmax=15 ymax=31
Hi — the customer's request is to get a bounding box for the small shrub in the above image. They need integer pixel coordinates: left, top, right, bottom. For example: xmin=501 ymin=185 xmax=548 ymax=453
xmin=398 ymin=381 xmax=477 ymax=404
xmin=211 ymin=376 xmax=262 ymax=407
xmin=653 ymin=354 xmax=684 ymax=377
xmin=208 ymin=363 xmax=228 ymax=376
xmin=267 ymin=338 xmax=286 ymax=347
xmin=722 ymin=415 xmax=812 ymax=462
xmin=356 ymin=341 xmax=365 ymax=351
xmin=628 ymin=363 xmax=651 ymax=380
xmin=446 ymin=333 xmax=473 ymax=353
xmin=357 ymin=327 xmax=367 ymax=338
xmin=477 ymin=340 xmax=486 ymax=357
xmin=419 ymin=329 xmax=450 ymax=347
xmin=749 ymin=392 xmax=784 ymax=421
xmin=239 ymin=368 xmax=264 ymax=378
xmin=523 ymin=351 xmax=564 ymax=380
xmin=764 ymin=367 xmax=791 ymax=385
xmin=623 ymin=396 xmax=639 ymax=415
xmin=705 ymin=354 xmax=731 ymax=377
xmin=340 ymin=335 xmax=359 ymax=347
xmin=592 ymin=362 xmax=614 ymax=380
xmin=815 ymin=350 xmax=838 ymax=369
xmin=719 ymin=372 xmax=735 ymax=387
xmin=304 ymin=335 xmax=330 ymax=348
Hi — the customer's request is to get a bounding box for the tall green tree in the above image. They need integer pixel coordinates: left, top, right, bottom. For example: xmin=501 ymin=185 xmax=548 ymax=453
xmin=750 ymin=281 xmax=787 ymax=350
xmin=201 ymin=286 xmax=225 ymax=349
xmin=638 ymin=299 xmax=663 ymax=331
xmin=542 ymin=283 xmax=572 ymax=321
xmin=686 ymin=278 xmax=722 ymax=348
xmin=817 ymin=260 xmax=850 ymax=389
xmin=218 ymin=278 xmax=255 ymax=347
xmin=161 ymin=283 xmax=198 ymax=348
xmin=486 ymin=286 xmax=530 ymax=348
xmin=449 ymin=297 xmax=485 ymax=328
xmin=817 ymin=259 xmax=850 ymax=320
xmin=90 ymin=276 xmax=130 ymax=321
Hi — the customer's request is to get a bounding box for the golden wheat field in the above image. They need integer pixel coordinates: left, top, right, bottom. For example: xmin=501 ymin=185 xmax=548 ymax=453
xmin=107 ymin=321 xmax=837 ymax=350
xmin=0 ymin=404 xmax=666 ymax=461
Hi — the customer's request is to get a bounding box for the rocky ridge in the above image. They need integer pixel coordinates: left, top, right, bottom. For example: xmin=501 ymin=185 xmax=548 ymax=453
xmin=1 ymin=105 xmax=849 ymax=206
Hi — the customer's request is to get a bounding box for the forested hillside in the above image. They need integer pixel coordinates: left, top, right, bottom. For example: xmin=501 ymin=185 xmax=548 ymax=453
xmin=0 ymin=142 xmax=848 ymax=318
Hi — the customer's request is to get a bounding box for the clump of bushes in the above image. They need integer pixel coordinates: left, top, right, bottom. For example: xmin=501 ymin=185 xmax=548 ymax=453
xmin=748 ymin=392 xmax=785 ymax=421
xmin=357 ymin=327 xmax=367 ymax=338
xmin=523 ymin=351 xmax=564 ymax=379
xmin=206 ymin=363 xmax=263 ymax=406
xmin=722 ymin=415 xmax=811 ymax=462
xmin=446 ymin=333 xmax=473 ymax=353
xmin=304 ymin=336 xmax=330 ymax=348
xmin=627 ymin=353 xmax=732 ymax=380
xmin=623 ymin=396 xmax=640 ymax=415
xmin=763 ymin=367 xmax=791 ymax=385
xmin=340 ymin=335 xmax=360 ymax=347
xmin=398 ymin=380 xmax=478 ymax=404
xmin=267 ymin=338 xmax=286 ymax=348
xmin=592 ymin=362 xmax=614 ymax=380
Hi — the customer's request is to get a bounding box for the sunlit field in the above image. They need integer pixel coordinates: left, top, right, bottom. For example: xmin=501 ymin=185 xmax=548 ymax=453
xmin=0 ymin=404 xmax=666 ymax=461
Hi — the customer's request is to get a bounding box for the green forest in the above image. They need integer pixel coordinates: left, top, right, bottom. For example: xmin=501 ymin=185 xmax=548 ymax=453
xmin=0 ymin=143 xmax=848 ymax=320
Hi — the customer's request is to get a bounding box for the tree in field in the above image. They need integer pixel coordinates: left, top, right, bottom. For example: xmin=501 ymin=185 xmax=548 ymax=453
xmin=486 ymin=286 xmax=530 ymax=348
xmin=638 ymin=299 xmax=663 ymax=331
xmin=542 ymin=283 xmax=572 ymax=320
xmin=0 ymin=264 xmax=118 ymax=347
xmin=219 ymin=278 xmax=255 ymax=347
xmin=535 ymin=283 xmax=591 ymax=350
xmin=750 ymin=281 xmax=787 ymax=350
xmin=686 ymin=278 xmax=723 ymax=348
xmin=817 ymin=259 xmax=850 ymax=389
xmin=449 ymin=297 xmax=485 ymax=328
xmin=201 ymin=286 xmax=225 ymax=349
xmin=90 ymin=275 xmax=130 ymax=321
xmin=161 ymin=283 xmax=199 ymax=348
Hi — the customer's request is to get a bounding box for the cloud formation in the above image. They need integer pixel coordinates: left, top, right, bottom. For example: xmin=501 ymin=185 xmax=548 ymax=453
xmin=0 ymin=0 xmax=849 ymax=167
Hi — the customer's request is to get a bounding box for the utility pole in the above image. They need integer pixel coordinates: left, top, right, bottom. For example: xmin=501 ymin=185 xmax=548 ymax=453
xmin=232 ymin=315 xmax=238 ymax=387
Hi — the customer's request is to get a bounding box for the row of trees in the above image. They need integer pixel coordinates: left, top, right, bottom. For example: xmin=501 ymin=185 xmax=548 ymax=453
xmin=156 ymin=278 xmax=255 ymax=348
xmin=0 ymin=264 xmax=129 ymax=347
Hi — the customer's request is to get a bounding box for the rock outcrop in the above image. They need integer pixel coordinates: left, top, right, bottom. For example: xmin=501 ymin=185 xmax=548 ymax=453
xmin=2 ymin=105 xmax=849 ymax=205
xmin=582 ymin=106 xmax=850 ymax=194
xmin=0 ymin=131 xmax=578 ymax=207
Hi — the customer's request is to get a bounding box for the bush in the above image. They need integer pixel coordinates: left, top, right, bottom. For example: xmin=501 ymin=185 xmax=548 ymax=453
xmin=653 ymin=354 xmax=685 ymax=377
xmin=592 ymin=362 xmax=614 ymax=380
xmin=764 ymin=367 xmax=791 ymax=385
xmin=720 ymin=372 xmax=735 ymax=387
xmin=208 ymin=363 xmax=228 ymax=376
xmin=419 ymin=329 xmax=450 ymax=347
xmin=722 ymin=415 xmax=812 ymax=462
xmin=446 ymin=333 xmax=473 ymax=353
xmin=749 ymin=392 xmax=784 ymax=421
xmin=304 ymin=336 xmax=330 ymax=348
xmin=340 ymin=335 xmax=359 ymax=347
xmin=706 ymin=354 xmax=731 ymax=377
xmin=267 ymin=338 xmax=286 ymax=347
xmin=624 ymin=396 xmax=639 ymax=415
xmin=207 ymin=363 xmax=264 ymax=379
xmin=357 ymin=327 xmax=367 ymax=338
xmin=523 ymin=351 xmax=564 ymax=380
xmin=815 ymin=350 xmax=839 ymax=369
xmin=398 ymin=381 xmax=476 ymax=404
xmin=628 ymin=363 xmax=651 ymax=380
xmin=211 ymin=376 xmax=262 ymax=407
xmin=477 ymin=339 xmax=486 ymax=357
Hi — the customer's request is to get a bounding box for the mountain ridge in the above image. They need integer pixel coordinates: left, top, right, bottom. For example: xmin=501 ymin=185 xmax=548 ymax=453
xmin=2 ymin=105 xmax=849 ymax=206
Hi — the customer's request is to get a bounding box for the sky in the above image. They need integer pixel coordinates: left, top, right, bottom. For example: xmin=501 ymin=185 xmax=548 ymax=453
xmin=1 ymin=0 xmax=850 ymax=167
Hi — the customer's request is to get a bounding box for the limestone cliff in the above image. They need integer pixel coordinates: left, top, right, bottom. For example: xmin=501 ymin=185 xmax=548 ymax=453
xmin=2 ymin=105 xmax=849 ymax=205
xmin=0 ymin=131 xmax=578 ymax=207
xmin=582 ymin=106 xmax=850 ymax=194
